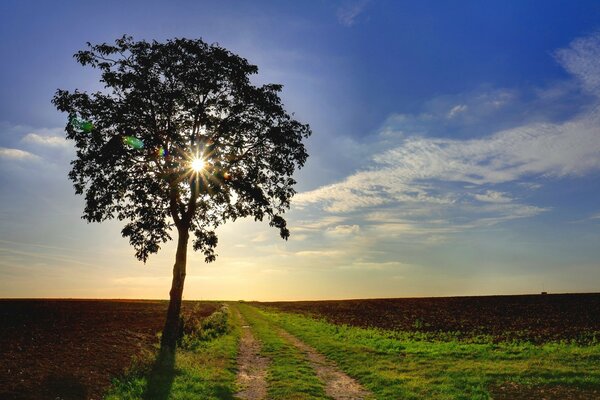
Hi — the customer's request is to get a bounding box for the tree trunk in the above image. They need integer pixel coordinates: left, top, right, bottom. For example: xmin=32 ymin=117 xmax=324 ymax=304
xmin=160 ymin=226 xmax=189 ymax=352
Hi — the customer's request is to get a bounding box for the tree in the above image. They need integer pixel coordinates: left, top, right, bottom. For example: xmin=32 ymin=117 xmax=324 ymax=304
xmin=52 ymin=36 xmax=311 ymax=352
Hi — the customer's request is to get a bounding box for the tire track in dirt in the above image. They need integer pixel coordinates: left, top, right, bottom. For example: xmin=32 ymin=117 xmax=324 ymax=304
xmin=234 ymin=308 xmax=269 ymax=400
xmin=276 ymin=328 xmax=372 ymax=400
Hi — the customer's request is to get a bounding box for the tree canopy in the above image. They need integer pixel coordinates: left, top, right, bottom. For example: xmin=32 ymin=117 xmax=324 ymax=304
xmin=52 ymin=35 xmax=311 ymax=263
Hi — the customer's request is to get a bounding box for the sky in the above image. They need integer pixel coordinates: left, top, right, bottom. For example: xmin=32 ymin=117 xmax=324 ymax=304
xmin=1 ymin=0 xmax=600 ymax=300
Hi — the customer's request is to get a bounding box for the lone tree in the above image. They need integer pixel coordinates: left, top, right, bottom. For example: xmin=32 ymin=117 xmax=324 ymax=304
xmin=52 ymin=36 xmax=311 ymax=352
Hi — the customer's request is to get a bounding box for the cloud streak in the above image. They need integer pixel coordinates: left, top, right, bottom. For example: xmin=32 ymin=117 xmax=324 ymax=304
xmin=447 ymin=104 xmax=468 ymax=118
xmin=336 ymin=0 xmax=369 ymax=27
xmin=295 ymin=110 xmax=600 ymax=213
xmin=294 ymin=33 xmax=600 ymax=239
xmin=555 ymin=32 xmax=600 ymax=95
xmin=0 ymin=147 xmax=39 ymax=160
xmin=22 ymin=133 xmax=68 ymax=147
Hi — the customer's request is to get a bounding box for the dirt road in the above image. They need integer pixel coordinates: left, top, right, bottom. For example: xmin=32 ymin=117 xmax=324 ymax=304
xmin=233 ymin=304 xmax=372 ymax=400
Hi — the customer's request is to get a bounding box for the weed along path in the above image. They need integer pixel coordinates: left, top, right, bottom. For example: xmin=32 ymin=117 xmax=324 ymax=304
xmin=233 ymin=303 xmax=373 ymax=400
xmin=234 ymin=308 xmax=270 ymax=400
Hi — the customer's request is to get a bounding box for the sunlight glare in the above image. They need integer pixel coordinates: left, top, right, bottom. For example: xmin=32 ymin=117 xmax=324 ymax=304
xmin=190 ymin=157 xmax=205 ymax=172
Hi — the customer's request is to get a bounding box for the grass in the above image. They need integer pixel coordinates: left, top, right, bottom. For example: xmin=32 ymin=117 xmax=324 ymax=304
xmin=237 ymin=303 xmax=330 ymax=400
xmin=104 ymin=302 xmax=600 ymax=399
xmin=252 ymin=305 xmax=600 ymax=400
xmin=104 ymin=304 xmax=240 ymax=400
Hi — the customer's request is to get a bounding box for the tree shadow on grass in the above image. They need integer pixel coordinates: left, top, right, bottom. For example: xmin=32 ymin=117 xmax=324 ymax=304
xmin=211 ymin=385 xmax=236 ymax=400
xmin=142 ymin=348 xmax=176 ymax=400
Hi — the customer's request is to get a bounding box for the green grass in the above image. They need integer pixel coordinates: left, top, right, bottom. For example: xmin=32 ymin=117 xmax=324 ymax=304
xmin=237 ymin=303 xmax=330 ymax=400
xmin=104 ymin=303 xmax=600 ymax=399
xmin=104 ymin=304 xmax=240 ymax=400
xmin=252 ymin=305 xmax=600 ymax=400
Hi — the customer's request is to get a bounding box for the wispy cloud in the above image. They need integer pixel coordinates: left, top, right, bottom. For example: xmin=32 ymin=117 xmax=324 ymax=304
xmin=294 ymin=33 xmax=600 ymax=240
xmin=250 ymin=232 xmax=270 ymax=242
xmin=336 ymin=0 xmax=369 ymax=27
xmin=338 ymin=260 xmax=412 ymax=271
xmin=296 ymin=110 xmax=600 ymax=212
xmin=473 ymin=190 xmax=513 ymax=203
xmin=327 ymin=224 xmax=360 ymax=235
xmin=293 ymin=216 xmax=348 ymax=231
xmin=0 ymin=147 xmax=39 ymax=160
xmin=447 ymin=104 xmax=468 ymax=118
xmin=22 ymin=133 xmax=68 ymax=147
xmin=295 ymin=250 xmax=342 ymax=257
xmin=555 ymin=32 xmax=600 ymax=95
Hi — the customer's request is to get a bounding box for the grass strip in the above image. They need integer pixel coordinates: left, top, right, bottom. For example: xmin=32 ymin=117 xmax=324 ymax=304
xmin=104 ymin=304 xmax=240 ymax=400
xmin=236 ymin=303 xmax=330 ymax=400
xmin=253 ymin=306 xmax=600 ymax=400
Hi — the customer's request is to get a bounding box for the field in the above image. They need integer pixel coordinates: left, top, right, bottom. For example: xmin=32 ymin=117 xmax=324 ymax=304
xmin=1 ymin=294 xmax=599 ymax=399
xmin=0 ymin=300 xmax=218 ymax=400
xmin=254 ymin=293 xmax=600 ymax=343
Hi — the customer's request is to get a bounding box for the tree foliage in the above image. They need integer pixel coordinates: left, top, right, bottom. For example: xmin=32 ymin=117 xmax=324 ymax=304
xmin=53 ymin=35 xmax=311 ymax=263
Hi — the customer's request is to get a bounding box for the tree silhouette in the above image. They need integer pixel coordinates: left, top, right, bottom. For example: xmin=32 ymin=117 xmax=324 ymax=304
xmin=52 ymin=36 xmax=311 ymax=351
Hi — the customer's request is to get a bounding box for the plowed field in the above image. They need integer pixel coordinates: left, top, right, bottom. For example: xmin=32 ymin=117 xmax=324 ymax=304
xmin=255 ymin=293 xmax=600 ymax=343
xmin=0 ymin=299 xmax=218 ymax=400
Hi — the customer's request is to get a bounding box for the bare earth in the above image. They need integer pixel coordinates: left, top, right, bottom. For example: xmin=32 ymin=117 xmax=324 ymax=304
xmin=0 ymin=300 xmax=218 ymax=400
xmin=256 ymin=293 xmax=600 ymax=343
xmin=489 ymin=382 xmax=600 ymax=400
xmin=277 ymin=328 xmax=372 ymax=400
xmin=234 ymin=310 xmax=269 ymax=400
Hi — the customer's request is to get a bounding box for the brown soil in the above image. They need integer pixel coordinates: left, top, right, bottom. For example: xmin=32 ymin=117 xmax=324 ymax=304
xmin=255 ymin=293 xmax=600 ymax=343
xmin=0 ymin=299 xmax=218 ymax=400
xmin=233 ymin=309 xmax=269 ymax=400
xmin=489 ymin=381 xmax=600 ymax=400
xmin=277 ymin=328 xmax=372 ymax=400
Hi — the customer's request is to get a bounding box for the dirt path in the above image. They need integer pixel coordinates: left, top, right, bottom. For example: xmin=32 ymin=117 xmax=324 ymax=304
xmin=276 ymin=328 xmax=372 ymax=400
xmin=234 ymin=309 xmax=269 ymax=400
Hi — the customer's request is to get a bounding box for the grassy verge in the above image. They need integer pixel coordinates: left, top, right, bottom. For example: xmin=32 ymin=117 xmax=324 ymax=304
xmin=253 ymin=306 xmax=600 ymax=400
xmin=236 ymin=303 xmax=330 ymax=400
xmin=104 ymin=304 xmax=240 ymax=400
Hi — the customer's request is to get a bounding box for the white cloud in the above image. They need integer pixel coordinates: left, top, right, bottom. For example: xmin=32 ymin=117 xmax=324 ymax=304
xmin=250 ymin=232 xmax=270 ymax=242
xmin=447 ymin=104 xmax=468 ymax=118
xmin=474 ymin=190 xmax=512 ymax=203
xmin=0 ymin=147 xmax=39 ymax=160
xmin=295 ymin=33 xmax=600 ymax=240
xmin=290 ymin=233 xmax=308 ymax=241
xmin=295 ymin=250 xmax=342 ymax=257
xmin=369 ymin=221 xmax=454 ymax=235
xmin=337 ymin=0 xmax=369 ymax=27
xmin=555 ymin=32 xmax=600 ymax=95
xmin=22 ymin=133 xmax=68 ymax=147
xmin=297 ymin=112 xmax=600 ymax=213
xmin=338 ymin=260 xmax=411 ymax=271
xmin=518 ymin=182 xmax=542 ymax=190
xmin=298 ymin=95 xmax=600 ymax=215
xmin=327 ymin=224 xmax=360 ymax=235
xmin=465 ymin=203 xmax=548 ymax=226
xmin=293 ymin=216 xmax=347 ymax=231
xmin=372 ymin=89 xmax=533 ymax=152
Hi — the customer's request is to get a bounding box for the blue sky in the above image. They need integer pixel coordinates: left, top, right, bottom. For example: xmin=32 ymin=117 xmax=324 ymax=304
xmin=1 ymin=0 xmax=600 ymax=300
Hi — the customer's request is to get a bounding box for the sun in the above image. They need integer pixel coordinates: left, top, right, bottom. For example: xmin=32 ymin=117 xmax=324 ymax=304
xmin=190 ymin=157 xmax=205 ymax=172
